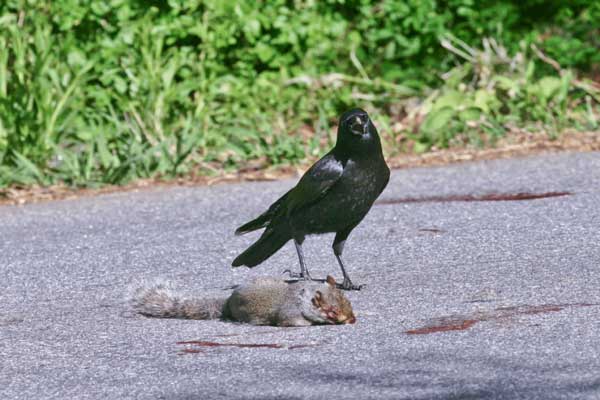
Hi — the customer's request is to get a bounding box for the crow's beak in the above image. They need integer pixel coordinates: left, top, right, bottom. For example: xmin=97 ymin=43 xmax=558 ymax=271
xmin=350 ymin=116 xmax=364 ymax=136
xmin=363 ymin=119 xmax=369 ymax=135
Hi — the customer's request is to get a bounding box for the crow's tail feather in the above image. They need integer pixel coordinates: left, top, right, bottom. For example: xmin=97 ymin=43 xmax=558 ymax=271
xmin=232 ymin=229 xmax=290 ymax=267
xmin=235 ymin=214 xmax=270 ymax=235
xmin=234 ymin=190 xmax=292 ymax=235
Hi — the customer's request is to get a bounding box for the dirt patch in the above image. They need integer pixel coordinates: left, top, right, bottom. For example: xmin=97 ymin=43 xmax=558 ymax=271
xmin=1 ymin=130 xmax=598 ymax=207
xmin=0 ymin=165 xmax=301 ymax=207
xmin=386 ymin=130 xmax=600 ymax=170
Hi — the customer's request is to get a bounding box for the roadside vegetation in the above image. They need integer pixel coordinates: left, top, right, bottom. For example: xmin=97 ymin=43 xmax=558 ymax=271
xmin=1 ymin=1 xmax=599 ymax=190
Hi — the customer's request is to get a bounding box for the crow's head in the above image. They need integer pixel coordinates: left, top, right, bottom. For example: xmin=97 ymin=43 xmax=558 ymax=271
xmin=337 ymin=108 xmax=381 ymax=152
xmin=340 ymin=108 xmax=371 ymax=137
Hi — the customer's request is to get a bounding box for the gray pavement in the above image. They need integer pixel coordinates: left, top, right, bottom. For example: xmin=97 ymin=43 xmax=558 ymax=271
xmin=1 ymin=151 xmax=600 ymax=399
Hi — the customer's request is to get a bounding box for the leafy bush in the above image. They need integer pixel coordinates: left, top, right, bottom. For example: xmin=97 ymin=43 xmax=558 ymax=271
xmin=0 ymin=0 xmax=598 ymax=188
xmin=389 ymin=37 xmax=600 ymax=154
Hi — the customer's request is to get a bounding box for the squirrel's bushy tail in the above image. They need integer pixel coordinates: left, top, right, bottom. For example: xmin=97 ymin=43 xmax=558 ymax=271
xmin=232 ymin=228 xmax=290 ymax=267
xmin=131 ymin=284 xmax=226 ymax=320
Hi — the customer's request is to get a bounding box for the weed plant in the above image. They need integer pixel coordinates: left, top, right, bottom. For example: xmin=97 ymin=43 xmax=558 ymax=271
xmin=0 ymin=1 xmax=598 ymax=188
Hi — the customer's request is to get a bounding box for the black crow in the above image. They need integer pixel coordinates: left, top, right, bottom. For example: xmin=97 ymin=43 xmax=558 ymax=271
xmin=232 ymin=108 xmax=390 ymax=290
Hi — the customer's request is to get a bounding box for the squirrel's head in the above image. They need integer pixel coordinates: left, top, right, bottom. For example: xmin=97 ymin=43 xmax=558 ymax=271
xmin=303 ymin=276 xmax=356 ymax=325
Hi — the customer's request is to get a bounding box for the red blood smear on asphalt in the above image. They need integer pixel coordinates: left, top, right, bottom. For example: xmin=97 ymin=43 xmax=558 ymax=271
xmin=177 ymin=348 xmax=204 ymax=355
xmin=405 ymin=319 xmax=478 ymax=335
xmin=405 ymin=303 xmax=597 ymax=335
xmin=177 ymin=340 xmax=283 ymax=349
xmin=287 ymin=344 xmax=318 ymax=350
xmin=377 ymin=191 xmax=571 ymax=205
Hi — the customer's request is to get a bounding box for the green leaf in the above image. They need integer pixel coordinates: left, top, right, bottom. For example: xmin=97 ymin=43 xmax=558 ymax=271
xmin=255 ymin=43 xmax=275 ymax=63
xmin=413 ymin=141 xmax=430 ymax=154
xmin=420 ymin=107 xmax=455 ymax=134
xmin=431 ymin=90 xmax=463 ymax=111
xmin=12 ymin=151 xmax=45 ymax=184
xmin=537 ymin=76 xmax=562 ymax=100
xmin=459 ymin=107 xmax=482 ymax=122
xmin=95 ymin=134 xmax=114 ymax=169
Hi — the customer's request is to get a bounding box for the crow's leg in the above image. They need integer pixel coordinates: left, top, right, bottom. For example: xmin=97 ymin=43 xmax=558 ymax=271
xmin=333 ymin=231 xmax=364 ymax=290
xmin=294 ymin=238 xmax=312 ymax=280
xmin=284 ymin=237 xmax=312 ymax=280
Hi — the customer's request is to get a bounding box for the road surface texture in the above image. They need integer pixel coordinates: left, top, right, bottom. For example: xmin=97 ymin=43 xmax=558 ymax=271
xmin=1 ymin=152 xmax=599 ymax=400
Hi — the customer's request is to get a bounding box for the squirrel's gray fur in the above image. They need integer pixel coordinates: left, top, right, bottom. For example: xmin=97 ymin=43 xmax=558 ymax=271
xmin=131 ymin=276 xmax=355 ymax=327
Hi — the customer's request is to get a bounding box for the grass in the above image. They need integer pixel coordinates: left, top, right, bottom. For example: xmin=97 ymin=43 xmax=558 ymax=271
xmin=0 ymin=3 xmax=599 ymax=192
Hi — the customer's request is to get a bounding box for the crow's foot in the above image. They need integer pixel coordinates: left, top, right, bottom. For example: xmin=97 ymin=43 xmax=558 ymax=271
xmin=337 ymin=279 xmax=365 ymax=291
xmin=282 ymin=269 xmax=313 ymax=281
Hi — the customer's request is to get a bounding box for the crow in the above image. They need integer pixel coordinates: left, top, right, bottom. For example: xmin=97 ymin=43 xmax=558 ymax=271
xmin=232 ymin=108 xmax=390 ymax=290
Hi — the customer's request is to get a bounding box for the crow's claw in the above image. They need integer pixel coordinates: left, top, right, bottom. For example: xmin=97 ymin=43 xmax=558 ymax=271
xmin=337 ymin=280 xmax=365 ymax=291
xmin=282 ymin=269 xmax=312 ymax=281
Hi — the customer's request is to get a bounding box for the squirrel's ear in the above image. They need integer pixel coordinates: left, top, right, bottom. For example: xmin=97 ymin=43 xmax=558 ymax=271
xmin=326 ymin=275 xmax=336 ymax=286
xmin=312 ymin=290 xmax=323 ymax=308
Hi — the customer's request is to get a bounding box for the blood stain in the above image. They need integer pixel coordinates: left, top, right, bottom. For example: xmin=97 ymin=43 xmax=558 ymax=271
xmin=406 ymin=319 xmax=478 ymax=335
xmin=177 ymin=348 xmax=204 ymax=355
xmin=418 ymin=228 xmax=445 ymax=233
xmin=287 ymin=344 xmax=318 ymax=350
xmin=405 ymin=302 xmax=597 ymax=335
xmin=175 ymin=340 xmax=318 ymax=354
xmin=377 ymin=191 xmax=571 ymax=205
xmin=176 ymin=340 xmax=283 ymax=349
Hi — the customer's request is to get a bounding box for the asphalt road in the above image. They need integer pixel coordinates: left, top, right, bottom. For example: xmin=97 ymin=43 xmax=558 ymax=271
xmin=1 ymin=152 xmax=600 ymax=400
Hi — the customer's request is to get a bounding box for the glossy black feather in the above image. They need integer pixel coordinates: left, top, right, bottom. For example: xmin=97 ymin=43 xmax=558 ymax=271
xmin=232 ymin=108 xmax=389 ymax=268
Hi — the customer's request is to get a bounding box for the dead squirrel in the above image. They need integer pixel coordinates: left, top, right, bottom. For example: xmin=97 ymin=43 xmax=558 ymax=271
xmin=131 ymin=275 xmax=356 ymax=327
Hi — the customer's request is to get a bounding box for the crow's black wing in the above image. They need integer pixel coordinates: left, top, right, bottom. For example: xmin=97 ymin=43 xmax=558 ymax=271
xmin=234 ymin=153 xmax=343 ymax=235
xmin=235 ymin=189 xmax=293 ymax=235
xmin=285 ymin=152 xmax=344 ymax=215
